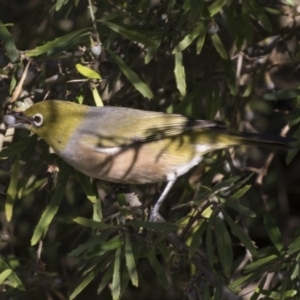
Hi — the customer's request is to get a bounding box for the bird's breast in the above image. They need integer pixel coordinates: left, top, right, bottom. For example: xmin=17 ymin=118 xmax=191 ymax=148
xmin=58 ymin=134 xmax=204 ymax=184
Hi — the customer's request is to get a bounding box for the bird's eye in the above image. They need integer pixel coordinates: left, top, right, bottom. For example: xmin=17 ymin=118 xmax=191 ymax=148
xmin=32 ymin=113 xmax=44 ymax=127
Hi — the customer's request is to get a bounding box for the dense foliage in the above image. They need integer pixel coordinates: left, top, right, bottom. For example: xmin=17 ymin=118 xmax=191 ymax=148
xmin=1 ymin=0 xmax=300 ymax=299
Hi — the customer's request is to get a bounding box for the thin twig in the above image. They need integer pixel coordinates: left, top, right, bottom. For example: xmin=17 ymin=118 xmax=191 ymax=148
xmin=10 ymin=59 xmax=32 ymax=103
xmin=88 ymin=0 xmax=101 ymax=45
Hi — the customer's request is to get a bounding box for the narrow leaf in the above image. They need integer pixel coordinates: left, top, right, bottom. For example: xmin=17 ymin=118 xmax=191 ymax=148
xmin=206 ymin=218 xmax=214 ymax=267
xmin=97 ymin=263 xmax=114 ymax=295
xmin=107 ymin=49 xmax=153 ymax=99
xmin=229 ymin=185 xmax=252 ymax=202
xmin=73 ymin=217 xmax=115 ymax=229
xmin=0 ymin=269 xmax=12 ymax=284
xmin=26 ymin=28 xmax=90 ymax=57
xmin=245 ymin=254 xmax=278 ymax=272
xmin=189 ymin=220 xmax=207 ymax=259
xmin=225 ymin=201 xmax=256 ymax=218
xmin=0 ymin=136 xmax=35 ymax=158
xmin=211 ymin=34 xmax=228 ymax=60
xmin=70 ymin=266 xmax=101 ymax=299
xmin=147 ymin=252 xmax=169 ymax=289
xmin=286 ymin=125 xmax=300 ymax=164
xmin=68 ymin=231 xmax=113 ymax=257
xmin=208 ymin=0 xmax=227 ymax=16
xmin=263 ymin=89 xmax=300 ymax=101
xmin=0 ymin=259 xmax=25 ymax=290
xmin=223 ymin=212 xmax=258 ymax=256
xmin=287 ymin=235 xmax=300 ymax=255
xmin=125 ymin=234 xmax=138 ymax=287
xmin=214 ymin=216 xmax=233 ymax=276
xmin=5 ymin=156 xmax=19 ymax=221
xmin=0 ymin=19 xmax=19 ymax=62
xmin=264 ymin=215 xmax=283 ymax=252
xmin=31 ymin=163 xmax=70 ymax=245
xmin=196 ymin=25 xmax=207 ymax=54
xmin=173 ymin=23 xmax=205 ymax=53
xmin=174 ymin=51 xmax=186 ymax=96
xmin=112 ymin=247 xmax=121 ymax=300
xmin=99 ymin=21 xmax=158 ymax=48
xmin=76 ymin=64 xmax=101 ymax=79
xmin=92 ymin=87 xmax=103 ymax=107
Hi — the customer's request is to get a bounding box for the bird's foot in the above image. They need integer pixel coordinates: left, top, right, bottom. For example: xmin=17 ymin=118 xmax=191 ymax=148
xmin=149 ymin=208 xmax=165 ymax=222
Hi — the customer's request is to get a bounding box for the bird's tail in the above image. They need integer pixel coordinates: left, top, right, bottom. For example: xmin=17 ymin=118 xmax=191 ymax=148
xmin=224 ymin=130 xmax=296 ymax=150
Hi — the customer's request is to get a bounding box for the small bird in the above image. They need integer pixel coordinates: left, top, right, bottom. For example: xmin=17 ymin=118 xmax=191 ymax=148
xmin=3 ymin=100 xmax=294 ymax=221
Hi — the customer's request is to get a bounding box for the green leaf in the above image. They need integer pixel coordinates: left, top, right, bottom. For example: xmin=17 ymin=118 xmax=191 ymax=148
xmin=229 ymin=272 xmax=256 ymax=291
xmin=224 ymin=60 xmax=237 ymax=96
xmin=112 ymin=247 xmax=121 ymax=300
xmin=196 ymin=24 xmax=207 ymax=54
xmin=0 ymin=269 xmax=12 ymax=284
xmin=173 ymin=23 xmax=205 ymax=53
xmin=70 ymin=264 xmax=102 ymax=299
xmin=99 ymin=21 xmax=158 ymax=48
xmin=5 ymin=156 xmax=19 ymax=221
xmin=76 ymin=171 xmax=97 ymax=202
xmin=287 ymin=235 xmax=300 ymax=255
xmin=0 ymin=259 xmax=25 ymax=290
xmin=211 ymin=34 xmax=228 ymax=60
xmin=205 ymin=84 xmax=220 ymax=120
xmin=26 ymin=28 xmax=90 ymax=57
xmin=97 ymin=263 xmax=114 ymax=295
xmin=240 ymin=2 xmax=253 ymax=46
xmin=228 ymin=184 xmax=252 ymax=202
xmin=286 ymin=124 xmax=300 ymax=164
xmin=0 ymin=19 xmax=19 ymax=62
xmin=249 ymin=0 xmax=272 ymax=31
xmin=189 ymin=220 xmax=207 ymax=259
xmin=0 ymin=136 xmax=34 ymax=157
xmin=145 ymin=45 xmax=160 ymax=64
xmin=68 ymin=231 xmax=113 ymax=257
xmin=120 ymin=268 xmax=130 ymax=299
xmin=214 ymin=216 xmax=232 ymax=276
xmin=225 ymin=200 xmax=256 ymax=218
xmin=263 ymin=7 xmax=281 ymax=15
xmin=107 ymin=49 xmax=153 ymax=99
xmin=206 ymin=217 xmax=214 ymax=267
xmin=53 ymin=0 xmax=70 ymax=11
xmin=92 ymin=86 xmax=104 ymax=107
xmin=174 ymin=51 xmax=186 ymax=96
xmin=223 ymin=212 xmax=258 ymax=256
xmin=147 ymin=252 xmax=169 ymax=289
xmin=291 ymin=263 xmax=300 ymax=280
xmin=264 ymin=215 xmax=283 ymax=252
xmin=75 ymin=63 xmax=101 ymax=79
xmin=244 ymin=254 xmax=278 ymax=272
xmin=73 ymin=217 xmax=115 ymax=229
xmin=125 ymin=234 xmax=138 ymax=287
xmin=31 ymin=163 xmax=70 ymax=245
xmin=264 ymin=89 xmax=300 ymax=101
xmin=208 ymin=0 xmax=227 ymax=16
xmin=196 ymin=175 xmax=244 ymax=203
xmin=286 ymin=108 xmax=300 ymax=127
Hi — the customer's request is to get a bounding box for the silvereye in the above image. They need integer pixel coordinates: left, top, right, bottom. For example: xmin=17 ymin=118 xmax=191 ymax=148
xmin=3 ymin=100 xmax=294 ymax=220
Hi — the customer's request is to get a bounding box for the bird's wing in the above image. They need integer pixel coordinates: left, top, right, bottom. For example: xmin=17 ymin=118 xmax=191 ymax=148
xmin=81 ymin=107 xmax=225 ymax=148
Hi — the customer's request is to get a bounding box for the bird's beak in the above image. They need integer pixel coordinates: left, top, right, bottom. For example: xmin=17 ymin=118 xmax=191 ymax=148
xmin=3 ymin=112 xmax=32 ymax=129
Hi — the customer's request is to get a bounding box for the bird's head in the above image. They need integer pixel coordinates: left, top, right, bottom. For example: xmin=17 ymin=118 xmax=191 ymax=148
xmin=4 ymin=100 xmax=89 ymax=152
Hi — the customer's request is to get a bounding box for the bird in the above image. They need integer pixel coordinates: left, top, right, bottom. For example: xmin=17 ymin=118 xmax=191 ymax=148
xmin=3 ymin=100 xmax=295 ymax=221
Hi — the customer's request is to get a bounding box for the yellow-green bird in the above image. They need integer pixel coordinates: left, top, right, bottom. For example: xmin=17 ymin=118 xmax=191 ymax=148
xmin=3 ymin=100 xmax=294 ymax=220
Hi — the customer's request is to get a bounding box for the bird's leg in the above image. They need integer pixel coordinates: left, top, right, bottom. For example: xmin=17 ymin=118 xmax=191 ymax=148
xmin=150 ymin=180 xmax=176 ymax=222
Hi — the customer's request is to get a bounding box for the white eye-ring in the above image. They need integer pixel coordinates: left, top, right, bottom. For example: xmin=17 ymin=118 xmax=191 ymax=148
xmin=32 ymin=113 xmax=44 ymax=127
